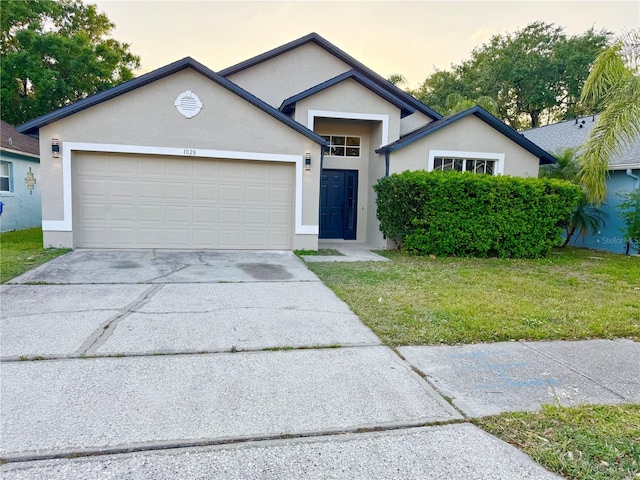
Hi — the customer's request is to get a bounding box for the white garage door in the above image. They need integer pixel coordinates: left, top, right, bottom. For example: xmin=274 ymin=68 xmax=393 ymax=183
xmin=73 ymin=152 xmax=294 ymax=249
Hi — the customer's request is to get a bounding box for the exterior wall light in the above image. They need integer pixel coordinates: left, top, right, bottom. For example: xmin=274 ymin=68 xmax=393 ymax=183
xmin=304 ymin=152 xmax=311 ymax=171
xmin=52 ymin=139 xmax=60 ymax=158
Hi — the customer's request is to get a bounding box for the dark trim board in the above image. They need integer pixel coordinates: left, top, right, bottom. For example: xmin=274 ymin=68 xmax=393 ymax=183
xmin=376 ymin=106 xmax=557 ymax=165
xmin=17 ymin=58 xmax=327 ymax=147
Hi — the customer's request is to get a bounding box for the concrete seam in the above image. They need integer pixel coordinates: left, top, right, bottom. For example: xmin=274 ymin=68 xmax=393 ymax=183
xmin=77 ymin=284 xmax=164 ymax=356
xmin=0 ymin=343 xmax=384 ymax=363
xmin=0 ymin=419 xmax=469 ymax=464
xmin=521 ymin=342 xmax=628 ymax=400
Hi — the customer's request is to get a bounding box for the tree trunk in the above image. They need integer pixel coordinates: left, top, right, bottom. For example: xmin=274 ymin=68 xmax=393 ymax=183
xmin=530 ymin=110 xmax=540 ymax=128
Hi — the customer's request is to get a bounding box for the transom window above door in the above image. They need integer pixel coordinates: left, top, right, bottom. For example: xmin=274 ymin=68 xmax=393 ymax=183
xmin=433 ymin=157 xmax=496 ymax=175
xmin=321 ymin=135 xmax=361 ymax=157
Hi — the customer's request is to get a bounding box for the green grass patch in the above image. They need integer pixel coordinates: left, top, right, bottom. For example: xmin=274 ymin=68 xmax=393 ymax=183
xmin=294 ymin=248 xmax=344 ymax=256
xmin=306 ymin=248 xmax=640 ymax=346
xmin=0 ymin=228 xmax=70 ymax=283
xmin=474 ymin=404 xmax=640 ymax=480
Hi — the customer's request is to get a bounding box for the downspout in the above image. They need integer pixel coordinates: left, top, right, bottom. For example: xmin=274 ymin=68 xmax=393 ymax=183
xmin=627 ymin=168 xmax=640 ymax=189
xmin=385 ymin=150 xmax=390 ymax=177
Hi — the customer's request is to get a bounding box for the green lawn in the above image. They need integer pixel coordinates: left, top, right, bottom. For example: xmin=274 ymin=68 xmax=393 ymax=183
xmin=474 ymin=404 xmax=640 ymax=480
xmin=305 ymin=248 xmax=640 ymax=346
xmin=0 ymin=228 xmax=70 ymax=283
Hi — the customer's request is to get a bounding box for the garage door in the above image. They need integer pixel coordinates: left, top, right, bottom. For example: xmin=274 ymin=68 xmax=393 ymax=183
xmin=73 ymin=152 xmax=294 ymax=249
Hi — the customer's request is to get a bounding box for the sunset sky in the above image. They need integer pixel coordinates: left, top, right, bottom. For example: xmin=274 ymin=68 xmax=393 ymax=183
xmin=94 ymin=0 xmax=640 ymax=88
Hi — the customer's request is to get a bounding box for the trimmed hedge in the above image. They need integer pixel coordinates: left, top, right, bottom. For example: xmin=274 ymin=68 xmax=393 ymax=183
xmin=374 ymin=170 xmax=582 ymax=258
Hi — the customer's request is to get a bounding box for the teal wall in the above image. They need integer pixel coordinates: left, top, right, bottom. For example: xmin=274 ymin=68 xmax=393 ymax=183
xmin=568 ymin=169 xmax=639 ymax=255
xmin=0 ymin=152 xmax=41 ymax=232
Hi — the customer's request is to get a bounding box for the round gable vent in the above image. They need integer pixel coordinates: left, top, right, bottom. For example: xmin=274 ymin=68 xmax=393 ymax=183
xmin=175 ymin=90 xmax=203 ymax=118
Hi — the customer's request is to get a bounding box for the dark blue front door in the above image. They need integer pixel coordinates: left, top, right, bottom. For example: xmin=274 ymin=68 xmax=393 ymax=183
xmin=320 ymin=169 xmax=358 ymax=240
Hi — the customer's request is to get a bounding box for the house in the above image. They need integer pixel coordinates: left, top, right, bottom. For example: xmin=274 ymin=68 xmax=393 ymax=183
xmin=17 ymin=33 xmax=555 ymax=250
xmin=522 ymin=116 xmax=640 ymax=255
xmin=0 ymin=120 xmax=41 ymax=232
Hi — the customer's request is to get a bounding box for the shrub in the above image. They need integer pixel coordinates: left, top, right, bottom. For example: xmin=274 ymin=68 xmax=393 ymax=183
xmin=374 ymin=170 xmax=582 ymax=258
xmin=617 ymin=189 xmax=640 ymax=252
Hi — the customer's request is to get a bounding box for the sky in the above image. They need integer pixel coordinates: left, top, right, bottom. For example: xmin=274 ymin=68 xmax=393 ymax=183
xmin=94 ymin=0 xmax=640 ymax=88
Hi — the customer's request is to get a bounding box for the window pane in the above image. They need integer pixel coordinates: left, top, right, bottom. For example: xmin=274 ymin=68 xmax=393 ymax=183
xmin=465 ymin=160 xmax=473 ymax=172
xmin=434 ymin=158 xmax=443 ymax=170
xmin=454 ymin=159 xmax=463 ymax=171
xmin=332 ymin=146 xmax=345 ymax=156
xmin=331 ymin=136 xmax=345 ymax=146
xmin=346 ymin=147 xmax=359 ymax=157
xmin=442 ymin=159 xmax=454 ymax=171
xmin=321 ymin=135 xmax=330 ymax=142
xmin=0 ymin=162 xmax=8 ymax=176
xmin=0 ymin=177 xmax=9 ymax=191
xmin=486 ymin=161 xmax=495 ymax=175
xmin=346 ymin=136 xmax=360 ymax=146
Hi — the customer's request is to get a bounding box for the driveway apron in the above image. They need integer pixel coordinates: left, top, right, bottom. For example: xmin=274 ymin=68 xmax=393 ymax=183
xmin=1 ymin=250 xmax=559 ymax=478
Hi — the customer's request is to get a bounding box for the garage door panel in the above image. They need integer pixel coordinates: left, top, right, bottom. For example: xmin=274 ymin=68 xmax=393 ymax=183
xmin=219 ymin=184 xmax=243 ymax=202
xmin=193 ymin=184 xmax=218 ymax=202
xmin=138 ymin=181 xmax=164 ymax=200
xmin=74 ymin=154 xmax=293 ymax=249
xmin=109 ymin=179 xmax=137 ymax=199
xmin=269 ymin=185 xmax=293 ymax=203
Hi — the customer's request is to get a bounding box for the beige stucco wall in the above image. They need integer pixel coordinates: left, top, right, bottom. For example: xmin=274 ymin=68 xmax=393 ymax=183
xmin=389 ymin=115 xmax=541 ymax=177
xmin=226 ymin=43 xmax=352 ymax=108
xmin=399 ymin=110 xmax=433 ymax=136
xmin=294 ymin=78 xmax=402 ymax=146
xmin=38 ymin=67 xmax=322 ymax=249
xmin=366 ymin=123 xmax=387 ymax=248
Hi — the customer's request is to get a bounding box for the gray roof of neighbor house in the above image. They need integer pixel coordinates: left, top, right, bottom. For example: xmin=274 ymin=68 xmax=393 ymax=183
xmin=219 ymin=32 xmax=442 ymax=121
xmin=16 ymin=57 xmax=327 ymax=147
xmin=521 ymin=115 xmax=640 ymax=169
xmin=1 ymin=120 xmax=39 ymax=157
xmin=376 ymin=106 xmax=557 ymax=165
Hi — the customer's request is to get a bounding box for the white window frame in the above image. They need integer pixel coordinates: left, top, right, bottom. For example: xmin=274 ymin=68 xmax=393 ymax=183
xmin=0 ymin=161 xmax=12 ymax=193
xmin=427 ymin=150 xmax=505 ymax=175
xmin=320 ymin=134 xmax=362 ymax=158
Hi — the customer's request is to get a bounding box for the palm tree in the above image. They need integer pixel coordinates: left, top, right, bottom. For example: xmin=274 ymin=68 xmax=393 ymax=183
xmin=562 ymin=193 xmax=609 ymax=247
xmin=539 ymin=148 xmax=579 ymax=181
xmin=578 ymin=28 xmax=640 ymax=204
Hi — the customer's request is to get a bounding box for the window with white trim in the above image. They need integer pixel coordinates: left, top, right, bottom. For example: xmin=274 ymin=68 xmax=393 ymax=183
xmin=433 ymin=157 xmax=496 ymax=175
xmin=0 ymin=161 xmax=11 ymax=192
xmin=428 ymin=150 xmax=505 ymax=176
xmin=321 ymin=135 xmax=361 ymax=157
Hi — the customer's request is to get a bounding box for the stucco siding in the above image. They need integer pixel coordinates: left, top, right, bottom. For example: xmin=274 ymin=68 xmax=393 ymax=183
xmin=0 ymin=153 xmax=41 ymax=232
xmin=226 ymin=43 xmax=352 ymax=108
xmin=38 ymin=68 xmax=322 ymax=248
xmin=390 ymin=116 xmax=540 ymax=177
xmin=400 ymin=111 xmax=433 ymax=136
xmin=294 ymin=78 xmax=401 ymax=146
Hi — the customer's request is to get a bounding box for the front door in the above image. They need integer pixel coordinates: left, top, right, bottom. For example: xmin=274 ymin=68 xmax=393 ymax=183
xmin=320 ymin=169 xmax=358 ymax=240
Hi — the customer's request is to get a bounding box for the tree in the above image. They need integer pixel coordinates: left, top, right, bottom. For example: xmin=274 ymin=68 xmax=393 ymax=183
xmin=577 ymin=29 xmax=640 ymax=204
xmin=1 ymin=0 xmax=140 ymax=125
xmin=442 ymin=92 xmax=498 ymax=116
xmin=617 ymin=189 xmax=640 ymax=255
xmin=538 ymin=148 xmax=607 ymax=247
xmin=387 ymin=73 xmax=407 ymax=87
xmin=413 ymin=22 xmax=609 ymax=129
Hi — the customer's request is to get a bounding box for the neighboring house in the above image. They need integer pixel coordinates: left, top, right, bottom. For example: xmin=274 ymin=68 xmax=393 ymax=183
xmin=522 ymin=116 xmax=640 ymax=255
xmin=18 ymin=32 xmax=554 ymax=250
xmin=0 ymin=120 xmax=41 ymax=232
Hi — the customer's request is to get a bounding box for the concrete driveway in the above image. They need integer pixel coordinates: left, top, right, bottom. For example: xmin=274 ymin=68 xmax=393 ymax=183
xmin=1 ymin=250 xmax=560 ymax=479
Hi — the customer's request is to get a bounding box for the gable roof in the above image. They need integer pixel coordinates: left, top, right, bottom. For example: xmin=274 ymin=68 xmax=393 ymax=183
xmin=521 ymin=115 xmax=640 ymax=169
xmin=16 ymin=57 xmax=327 ymax=146
xmin=1 ymin=120 xmax=40 ymax=157
xmin=376 ymin=105 xmax=556 ymax=165
xmin=279 ymin=70 xmax=416 ymax=117
xmin=219 ymin=32 xmax=442 ymax=121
